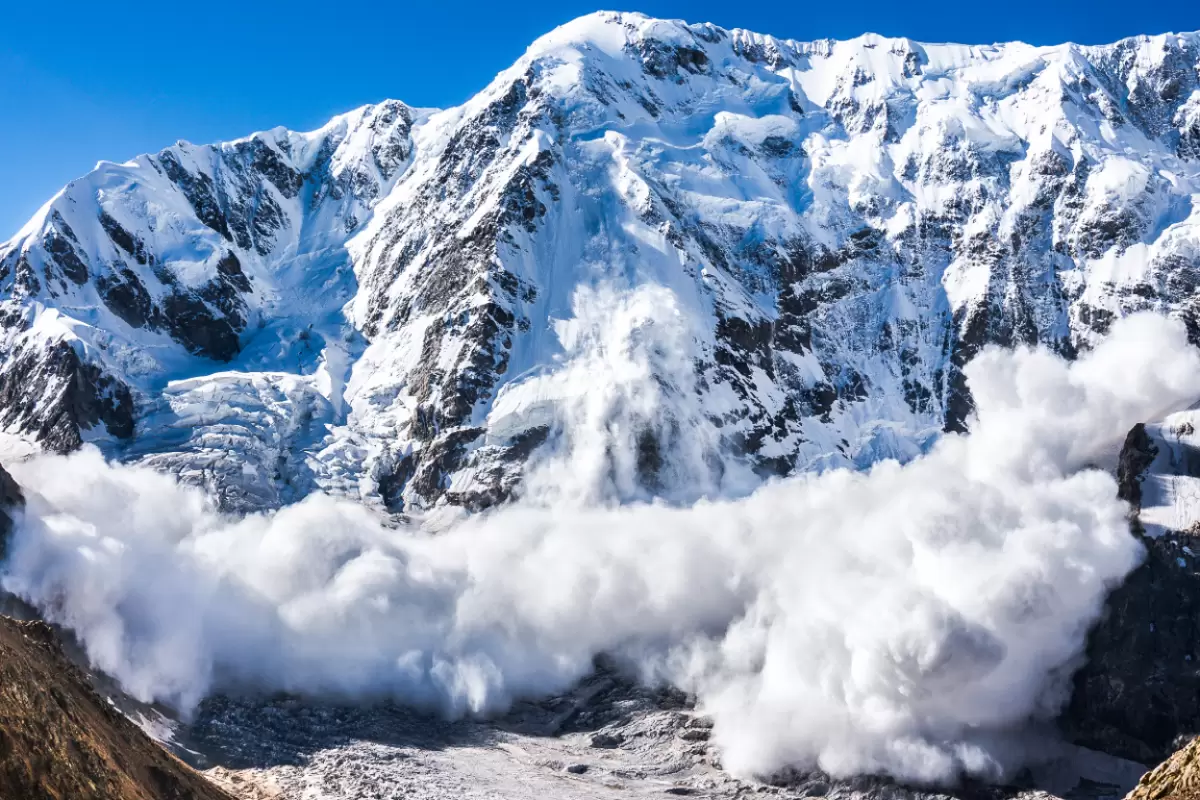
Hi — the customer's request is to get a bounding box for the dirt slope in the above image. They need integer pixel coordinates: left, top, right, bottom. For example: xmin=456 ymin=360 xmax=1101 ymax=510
xmin=0 ymin=614 xmax=232 ymax=800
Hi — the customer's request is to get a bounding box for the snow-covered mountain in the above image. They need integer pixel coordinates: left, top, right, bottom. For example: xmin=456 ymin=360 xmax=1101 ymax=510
xmin=2 ymin=12 xmax=1199 ymax=513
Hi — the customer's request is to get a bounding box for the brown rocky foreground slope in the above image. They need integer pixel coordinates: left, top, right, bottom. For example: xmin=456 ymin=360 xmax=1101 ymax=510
xmin=1126 ymin=737 xmax=1200 ymax=800
xmin=0 ymin=462 xmax=230 ymax=800
xmin=0 ymin=613 xmax=233 ymax=800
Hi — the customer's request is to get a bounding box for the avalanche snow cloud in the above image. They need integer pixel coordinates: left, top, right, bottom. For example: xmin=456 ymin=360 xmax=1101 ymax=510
xmin=3 ymin=295 xmax=1200 ymax=784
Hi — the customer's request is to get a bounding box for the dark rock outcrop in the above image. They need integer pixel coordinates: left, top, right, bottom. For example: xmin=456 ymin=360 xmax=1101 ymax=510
xmin=1062 ymin=423 xmax=1200 ymax=764
xmin=0 ymin=463 xmax=22 ymax=563
xmin=0 ymin=339 xmax=135 ymax=453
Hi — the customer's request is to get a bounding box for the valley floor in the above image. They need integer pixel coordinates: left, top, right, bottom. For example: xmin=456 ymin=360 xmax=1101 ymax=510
xmin=167 ymin=667 xmax=1145 ymax=800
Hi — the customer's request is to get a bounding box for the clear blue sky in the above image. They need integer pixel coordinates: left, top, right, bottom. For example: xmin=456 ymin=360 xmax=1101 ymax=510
xmin=2 ymin=0 xmax=1197 ymax=238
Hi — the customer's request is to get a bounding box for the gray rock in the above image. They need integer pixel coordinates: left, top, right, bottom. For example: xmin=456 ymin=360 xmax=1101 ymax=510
xmin=590 ymin=732 xmax=625 ymax=749
xmin=1062 ymin=421 xmax=1200 ymax=764
xmin=0 ymin=463 xmax=23 ymax=563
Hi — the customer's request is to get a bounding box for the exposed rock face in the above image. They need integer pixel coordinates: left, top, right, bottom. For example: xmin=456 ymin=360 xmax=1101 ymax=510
xmin=0 ymin=615 xmax=232 ymax=800
xmin=0 ymin=338 xmax=134 ymax=453
xmin=1064 ymin=414 xmax=1200 ymax=764
xmin=2 ymin=14 xmax=1200 ymax=515
xmin=0 ymin=463 xmax=22 ymax=562
xmin=1125 ymin=736 xmax=1200 ymax=800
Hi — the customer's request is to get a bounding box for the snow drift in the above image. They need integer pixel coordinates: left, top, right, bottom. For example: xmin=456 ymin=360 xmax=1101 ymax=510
xmin=3 ymin=291 xmax=1200 ymax=785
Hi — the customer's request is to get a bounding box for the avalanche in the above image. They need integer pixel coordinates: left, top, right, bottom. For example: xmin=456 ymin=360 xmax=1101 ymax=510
xmin=4 ymin=308 xmax=1200 ymax=784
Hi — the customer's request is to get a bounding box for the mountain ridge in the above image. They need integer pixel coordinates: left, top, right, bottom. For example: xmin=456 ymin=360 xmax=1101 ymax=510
xmin=2 ymin=11 xmax=1200 ymax=514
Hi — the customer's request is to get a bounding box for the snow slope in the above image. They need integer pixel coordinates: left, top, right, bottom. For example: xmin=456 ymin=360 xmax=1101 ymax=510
xmin=2 ymin=12 xmax=1200 ymax=512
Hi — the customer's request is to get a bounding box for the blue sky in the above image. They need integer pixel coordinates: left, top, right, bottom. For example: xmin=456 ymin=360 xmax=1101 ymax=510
xmin=2 ymin=0 xmax=1197 ymax=237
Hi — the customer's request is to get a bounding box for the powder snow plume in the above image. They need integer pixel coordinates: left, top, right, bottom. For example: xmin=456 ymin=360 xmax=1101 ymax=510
xmin=3 ymin=287 xmax=1200 ymax=785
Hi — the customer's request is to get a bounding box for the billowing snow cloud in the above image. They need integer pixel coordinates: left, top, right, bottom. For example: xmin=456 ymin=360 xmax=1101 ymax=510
xmin=4 ymin=288 xmax=1200 ymax=785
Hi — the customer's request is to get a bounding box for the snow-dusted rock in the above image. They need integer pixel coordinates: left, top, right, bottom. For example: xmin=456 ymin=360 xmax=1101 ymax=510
xmin=2 ymin=13 xmax=1200 ymax=512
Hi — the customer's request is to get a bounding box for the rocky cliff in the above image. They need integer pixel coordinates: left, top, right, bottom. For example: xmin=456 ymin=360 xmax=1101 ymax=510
xmin=1066 ymin=413 xmax=1200 ymax=765
xmin=0 ymin=463 xmax=21 ymax=562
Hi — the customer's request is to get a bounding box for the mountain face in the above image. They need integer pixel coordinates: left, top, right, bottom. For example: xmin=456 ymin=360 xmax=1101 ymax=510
xmin=2 ymin=13 xmax=1200 ymax=513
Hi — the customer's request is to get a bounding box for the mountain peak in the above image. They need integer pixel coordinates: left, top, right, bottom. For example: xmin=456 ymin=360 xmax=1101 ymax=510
xmin=1 ymin=11 xmax=1198 ymax=511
